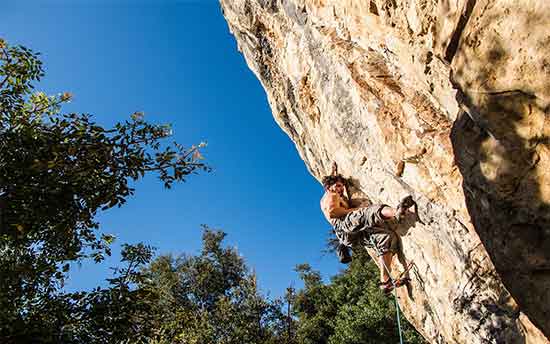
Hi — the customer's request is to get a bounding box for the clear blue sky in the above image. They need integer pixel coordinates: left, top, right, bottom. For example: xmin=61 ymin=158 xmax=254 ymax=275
xmin=1 ymin=0 xmax=341 ymax=298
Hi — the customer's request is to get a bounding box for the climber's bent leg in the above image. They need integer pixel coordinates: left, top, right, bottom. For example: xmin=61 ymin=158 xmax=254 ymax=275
xmin=380 ymin=205 xmax=396 ymax=220
xmin=348 ymin=203 xmax=392 ymax=229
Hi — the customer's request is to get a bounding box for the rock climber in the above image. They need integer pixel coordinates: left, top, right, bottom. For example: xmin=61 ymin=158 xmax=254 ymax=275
xmin=320 ymin=171 xmax=414 ymax=293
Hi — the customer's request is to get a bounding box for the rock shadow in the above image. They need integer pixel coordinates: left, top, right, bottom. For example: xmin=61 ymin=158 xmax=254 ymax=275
xmin=449 ymin=6 xmax=550 ymax=337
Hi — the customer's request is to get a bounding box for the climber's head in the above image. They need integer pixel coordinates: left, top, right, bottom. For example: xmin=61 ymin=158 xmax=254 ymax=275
xmin=322 ymin=174 xmax=347 ymax=195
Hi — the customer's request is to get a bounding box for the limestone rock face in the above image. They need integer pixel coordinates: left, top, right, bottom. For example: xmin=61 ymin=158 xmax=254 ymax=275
xmin=220 ymin=0 xmax=550 ymax=342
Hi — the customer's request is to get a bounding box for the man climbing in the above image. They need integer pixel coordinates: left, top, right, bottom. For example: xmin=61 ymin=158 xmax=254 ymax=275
xmin=320 ymin=171 xmax=414 ymax=293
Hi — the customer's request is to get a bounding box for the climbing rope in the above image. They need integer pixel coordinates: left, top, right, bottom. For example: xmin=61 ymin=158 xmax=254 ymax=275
xmin=369 ymin=236 xmax=405 ymax=344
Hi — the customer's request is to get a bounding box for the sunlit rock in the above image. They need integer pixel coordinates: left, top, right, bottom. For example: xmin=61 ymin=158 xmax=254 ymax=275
xmin=220 ymin=0 xmax=550 ymax=342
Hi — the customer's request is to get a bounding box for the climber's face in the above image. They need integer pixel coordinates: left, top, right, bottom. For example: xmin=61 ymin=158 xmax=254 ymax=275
xmin=329 ymin=181 xmax=345 ymax=196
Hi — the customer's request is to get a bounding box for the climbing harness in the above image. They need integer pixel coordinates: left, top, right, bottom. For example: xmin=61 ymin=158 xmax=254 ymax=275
xmin=369 ymin=235 xmax=406 ymax=344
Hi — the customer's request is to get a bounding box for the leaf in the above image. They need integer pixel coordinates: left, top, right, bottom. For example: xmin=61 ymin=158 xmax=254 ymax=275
xmin=102 ymin=234 xmax=116 ymax=245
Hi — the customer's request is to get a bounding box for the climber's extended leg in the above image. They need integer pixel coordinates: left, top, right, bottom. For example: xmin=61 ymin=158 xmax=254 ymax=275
xmin=377 ymin=252 xmax=396 ymax=294
xmin=366 ymin=226 xmax=399 ymax=288
xmin=380 ymin=251 xmax=393 ymax=282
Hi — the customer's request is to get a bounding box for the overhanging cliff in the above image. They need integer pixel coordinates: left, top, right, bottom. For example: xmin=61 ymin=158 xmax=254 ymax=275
xmin=220 ymin=1 xmax=550 ymax=342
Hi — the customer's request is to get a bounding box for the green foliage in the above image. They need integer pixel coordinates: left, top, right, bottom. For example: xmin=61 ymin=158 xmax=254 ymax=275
xmin=144 ymin=226 xmax=288 ymax=344
xmin=58 ymin=243 xmax=158 ymax=344
xmin=0 ymin=38 xmax=210 ymax=343
xmin=293 ymin=250 xmax=426 ymax=344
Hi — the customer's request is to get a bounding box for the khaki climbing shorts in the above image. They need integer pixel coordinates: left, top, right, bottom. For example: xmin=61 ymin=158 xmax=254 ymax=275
xmin=333 ymin=204 xmax=399 ymax=256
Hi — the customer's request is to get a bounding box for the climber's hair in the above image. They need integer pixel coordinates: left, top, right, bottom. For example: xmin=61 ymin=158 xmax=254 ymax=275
xmin=321 ymin=174 xmax=347 ymax=190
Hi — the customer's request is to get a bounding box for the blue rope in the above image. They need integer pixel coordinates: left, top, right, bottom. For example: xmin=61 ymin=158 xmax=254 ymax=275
xmin=369 ymin=236 xmax=405 ymax=344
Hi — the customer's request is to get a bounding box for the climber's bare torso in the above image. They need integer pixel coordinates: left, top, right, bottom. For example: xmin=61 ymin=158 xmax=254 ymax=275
xmin=320 ymin=181 xmax=352 ymax=222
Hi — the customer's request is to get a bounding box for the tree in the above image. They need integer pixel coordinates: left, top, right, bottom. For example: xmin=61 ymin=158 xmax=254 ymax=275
xmin=144 ymin=226 xmax=288 ymax=344
xmin=293 ymin=250 xmax=426 ymax=344
xmin=59 ymin=243 xmax=158 ymax=344
xmin=0 ymin=38 xmax=210 ymax=343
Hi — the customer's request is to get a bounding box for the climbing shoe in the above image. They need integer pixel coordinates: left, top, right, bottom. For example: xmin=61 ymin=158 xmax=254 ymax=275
xmin=378 ymin=280 xmax=394 ymax=294
xmin=395 ymin=195 xmax=416 ymax=222
xmin=394 ymin=277 xmax=411 ymax=288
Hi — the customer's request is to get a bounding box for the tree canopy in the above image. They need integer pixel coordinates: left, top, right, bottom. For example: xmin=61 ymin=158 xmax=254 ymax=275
xmin=0 ymin=38 xmax=210 ymax=343
xmin=292 ymin=251 xmax=426 ymax=344
xmin=143 ymin=227 xmax=289 ymax=344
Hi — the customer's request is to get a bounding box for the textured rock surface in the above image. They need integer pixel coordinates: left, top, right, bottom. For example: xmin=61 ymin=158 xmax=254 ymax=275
xmin=220 ymin=0 xmax=550 ymax=343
